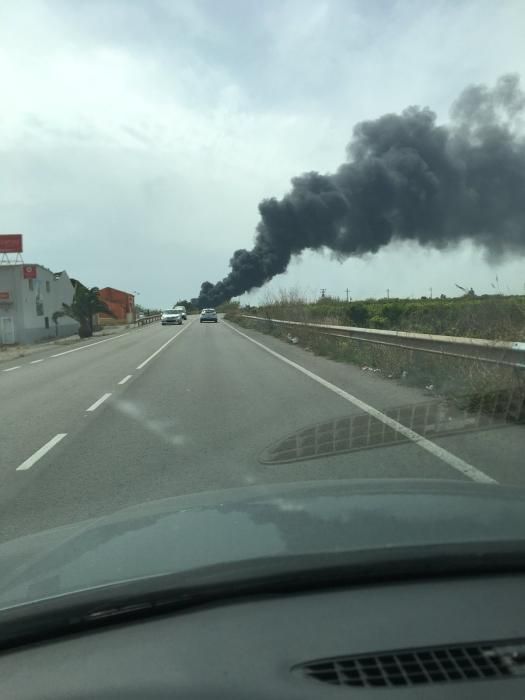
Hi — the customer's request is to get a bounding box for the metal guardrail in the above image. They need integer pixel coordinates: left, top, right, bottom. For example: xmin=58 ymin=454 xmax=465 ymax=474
xmin=242 ymin=315 xmax=525 ymax=369
xmin=134 ymin=314 xmax=161 ymax=326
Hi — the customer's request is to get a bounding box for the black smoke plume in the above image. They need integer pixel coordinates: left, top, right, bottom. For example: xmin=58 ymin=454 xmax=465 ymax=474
xmin=195 ymin=75 xmax=525 ymax=308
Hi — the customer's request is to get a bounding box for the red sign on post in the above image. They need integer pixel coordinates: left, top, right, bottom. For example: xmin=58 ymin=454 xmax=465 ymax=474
xmin=22 ymin=265 xmax=37 ymax=279
xmin=0 ymin=234 xmax=23 ymax=254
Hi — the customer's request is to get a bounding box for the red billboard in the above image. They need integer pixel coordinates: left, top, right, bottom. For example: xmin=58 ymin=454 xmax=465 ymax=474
xmin=0 ymin=234 xmax=23 ymax=254
xmin=22 ymin=265 xmax=37 ymax=279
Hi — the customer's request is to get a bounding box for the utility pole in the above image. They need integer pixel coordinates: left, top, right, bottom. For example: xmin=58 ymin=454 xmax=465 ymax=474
xmin=429 ymin=287 xmax=433 ymax=299
xmin=320 ymin=288 xmax=326 ymax=299
xmin=386 ymin=288 xmax=390 ymax=299
xmin=345 ymin=288 xmax=350 ymax=302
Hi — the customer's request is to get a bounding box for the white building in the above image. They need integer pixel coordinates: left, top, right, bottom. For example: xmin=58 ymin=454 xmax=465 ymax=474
xmin=0 ymin=264 xmax=79 ymax=345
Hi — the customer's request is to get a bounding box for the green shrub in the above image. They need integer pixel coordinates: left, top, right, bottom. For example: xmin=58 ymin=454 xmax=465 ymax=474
xmin=247 ymin=292 xmax=525 ymax=341
xmin=348 ymin=302 xmax=370 ymax=327
xmin=370 ymin=315 xmax=388 ymax=329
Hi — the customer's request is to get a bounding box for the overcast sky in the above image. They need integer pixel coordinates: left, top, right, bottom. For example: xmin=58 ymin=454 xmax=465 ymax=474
xmin=1 ymin=0 xmax=524 ymax=307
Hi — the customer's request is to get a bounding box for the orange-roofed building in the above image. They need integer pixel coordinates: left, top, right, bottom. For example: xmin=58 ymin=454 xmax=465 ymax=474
xmin=97 ymin=287 xmax=135 ymax=325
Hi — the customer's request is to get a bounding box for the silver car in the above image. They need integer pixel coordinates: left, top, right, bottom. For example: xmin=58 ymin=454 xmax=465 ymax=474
xmin=173 ymin=305 xmax=187 ymax=320
xmin=200 ymin=308 xmax=217 ymax=323
xmin=161 ymin=309 xmax=183 ymax=325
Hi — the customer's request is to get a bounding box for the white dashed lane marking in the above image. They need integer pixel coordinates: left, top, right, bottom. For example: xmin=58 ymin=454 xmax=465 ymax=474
xmin=16 ymin=433 xmax=68 ymax=471
xmin=86 ymin=393 xmax=112 ymax=412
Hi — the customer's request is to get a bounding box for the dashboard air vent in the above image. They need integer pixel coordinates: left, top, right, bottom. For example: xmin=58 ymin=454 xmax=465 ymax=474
xmin=295 ymin=640 xmax=525 ymax=688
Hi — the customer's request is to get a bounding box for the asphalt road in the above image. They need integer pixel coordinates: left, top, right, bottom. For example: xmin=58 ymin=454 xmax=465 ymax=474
xmin=0 ymin=315 xmax=524 ymax=542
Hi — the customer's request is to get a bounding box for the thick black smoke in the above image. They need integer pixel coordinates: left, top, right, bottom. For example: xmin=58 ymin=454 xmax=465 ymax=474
xmin=195 ymin=75 xmax=525 ymax=308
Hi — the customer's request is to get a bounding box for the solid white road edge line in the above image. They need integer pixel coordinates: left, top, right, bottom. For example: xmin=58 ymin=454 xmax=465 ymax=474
xmin=86 ymin=392 xmax=112 ymax=412
xmin=118 ymin=374 xmax=132 ymax=385
xmin=136 ymin=321 xmax=192 ymax=370
xmin=224 ymin=322 xmax=497 ymax=485
xmin=30 ymin=359 xmax=44 ymax=364
xmin=16 ymin=433 xmax=68 ymax=471
xmin=51 ymin=333 xmax=128 ymax=358
xmin=2 ymin=366 xmax=20 ymax=372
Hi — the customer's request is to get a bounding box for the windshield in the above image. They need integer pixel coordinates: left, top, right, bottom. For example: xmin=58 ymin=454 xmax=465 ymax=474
xmin=1 ymin=0 xmax=524 ymax=614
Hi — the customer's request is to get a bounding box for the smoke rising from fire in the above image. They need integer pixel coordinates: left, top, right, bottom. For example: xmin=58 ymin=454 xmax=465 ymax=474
xmin=195 ymin=75 xmax=525 ymax=308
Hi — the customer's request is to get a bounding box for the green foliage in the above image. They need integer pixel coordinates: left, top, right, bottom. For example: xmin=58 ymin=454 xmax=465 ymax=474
xmin=174 ymin=299 xmax=196 ymax=312
xmin=348 ymin=302 xmax=370 ymax=327
xmin=252 ymin=293 xmax=525 ymax=341
xmin=382 ymin=302 xmax=404 ymax=325
xmin=62 ymin=285 xmax=115 ymax=338
xmin=370 ymin=315 xmax=388 ymax=329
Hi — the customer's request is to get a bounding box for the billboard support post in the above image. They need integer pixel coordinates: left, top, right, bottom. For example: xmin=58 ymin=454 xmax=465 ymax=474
xmin=0 ymin=234 xmax=24 ymax=265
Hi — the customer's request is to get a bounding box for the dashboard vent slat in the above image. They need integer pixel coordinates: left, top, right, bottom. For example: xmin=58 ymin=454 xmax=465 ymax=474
xmin=295 ymin=640 xmax=525 ymax=688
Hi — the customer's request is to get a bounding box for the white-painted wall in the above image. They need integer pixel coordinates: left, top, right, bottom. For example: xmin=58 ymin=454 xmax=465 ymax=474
xmin=0 ymin=264 xmax=79 ymax=344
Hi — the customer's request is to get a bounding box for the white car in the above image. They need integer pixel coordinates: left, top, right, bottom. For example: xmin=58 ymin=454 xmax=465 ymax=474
xmin=173 ymin=305 xmax=187 ymax=320
xmin=161 ymin=309 xmax=182 ymax=325
xmin=200 ymin=308 xmax=218 ymax=323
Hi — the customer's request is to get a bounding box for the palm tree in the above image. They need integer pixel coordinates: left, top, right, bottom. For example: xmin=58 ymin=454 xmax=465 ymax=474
xmin=61 ymin=284 xmax=116 ymax=338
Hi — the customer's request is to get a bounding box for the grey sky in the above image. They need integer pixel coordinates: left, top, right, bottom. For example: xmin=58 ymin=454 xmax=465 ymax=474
xmin=1 ymin=0 xmax=524 ymax=307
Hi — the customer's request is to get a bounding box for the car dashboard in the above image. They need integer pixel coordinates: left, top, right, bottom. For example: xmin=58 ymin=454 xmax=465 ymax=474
xmin=2 ymin=573 xmax=525 ymax=699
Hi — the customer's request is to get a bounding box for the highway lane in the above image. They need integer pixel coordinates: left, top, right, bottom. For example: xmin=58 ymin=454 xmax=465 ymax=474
xmin=0 ymin=326 xmax=136 ymax=371
xmin=1 ymin=315 xmax=523 ymax=543
xmin=227 ymin=321 xmax=525 ymax=486
xmin=0 ymin=320 xmax=195 ymax=476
